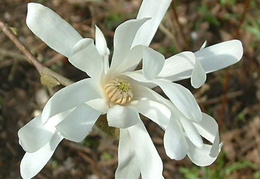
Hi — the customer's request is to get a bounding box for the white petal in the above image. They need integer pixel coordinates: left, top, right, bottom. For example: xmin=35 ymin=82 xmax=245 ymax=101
xmin=95 ymin=26 xmax=108 ymax=57
xmin=18 ymin=115 xmax=55 ymax=153
xmin=56 ymin=104 xmax=101 ymax=142
xmin=115 ymin=129 xmax=140 ymax=179
xmin=85 ymin=98 xmax=109 ymax=114
xmin=164 ymin=117 xmax=188 ymax=160
xmin=158 ymin=51 xmax=196 ymax=80
xmin=72 ymin=38 xmax=93 ymax=55
xmin=195 ymin=40 xmax=243 ymax=73
xmin=178 ymin=116 xmax=203 ymax=147
xmin=191 ymin=59 xmax=206 ymax=88
xmin=128 ymin=122 xmax=164 ymax=179
xmin=130 ymin=99 xmax=170 ymax=129
xmin=132 ymin=0 xmax=172 ymax=46
xmin=42 ymin=79 xmax=101 ymax=123
xmin=26 ymin=3 xmax=82 ymax=57
xmin=200 ymin=41 xmax=207 ymax=49
xmin=95 ymin=26 xmax=110 ymax=74
xmin=187 ymin=139 xmax=221 ymax=167
xmin=156 ymin=80 xmax=202 ymax=121
xmin=110 ymin=18 xmax=149 ymax=71
xmin=20 ymin=132 xmax=63 ymax=179
xmin=116 ymin=45 xmax=143 ymax=72
xmin=69 ymin=42 xmax=103 ymax=80
xmin=142 ymin=46 xmax=165 ymax=80
xmin=193 ymin=113 xmax=221 ymax=157
xmin=193 ymin=113 xmax=219 ymax=143
xmin=107 ymin=105 xmax=141 ymax=128
xmin=159 ymin=40 xmax=243 ymax=82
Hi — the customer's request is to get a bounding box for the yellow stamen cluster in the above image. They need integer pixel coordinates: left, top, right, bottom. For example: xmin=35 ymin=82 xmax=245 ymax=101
xmin=104 ymin=78 xmax=133 ymax=104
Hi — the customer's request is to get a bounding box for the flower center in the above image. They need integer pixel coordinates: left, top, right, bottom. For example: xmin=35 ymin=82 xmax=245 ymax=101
xmin=104 ymin=78 xmax=133 ymax=105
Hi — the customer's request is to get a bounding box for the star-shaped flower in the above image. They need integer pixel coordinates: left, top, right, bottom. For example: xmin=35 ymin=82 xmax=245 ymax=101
xmin=18 ymin=1 xmax=243 ymax=179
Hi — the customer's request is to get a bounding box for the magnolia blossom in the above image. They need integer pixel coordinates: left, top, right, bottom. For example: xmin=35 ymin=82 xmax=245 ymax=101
xmin=18 ymin=1 xmax=243 ymax=179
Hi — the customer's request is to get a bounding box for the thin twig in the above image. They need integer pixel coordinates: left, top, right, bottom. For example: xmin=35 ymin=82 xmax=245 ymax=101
xmin=219 ymin=0 xmax=251 ymax=122
xmin=0 ymin=21 xmax=73 ymax=86
xmin=170 ymin=0 xmax=189 ymax=50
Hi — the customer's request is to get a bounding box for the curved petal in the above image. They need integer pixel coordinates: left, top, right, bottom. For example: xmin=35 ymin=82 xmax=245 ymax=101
xmin=193 ymin=113 xmax=219 ymax=143
xmin=56 ymin=104 xmax=101 ymax=142
xmin=156 ymin=80 xmax=202 ymax=121
xmin=20 ymin=132 xmax=63 ymax=179
xmin=69 ymin=42 xmax=103 ymax=80
xmin=72 ymin=38 xmax=93 ymax=55
xmin=193 ymin=113 xmax=221 ymax=157
xmin=132 ymin=0 xmax=172 ymax=46
xmin=158 ymin=51 xmax=196 ymax=80
xmin=85 ymin=98 xmax=109 ymax=114
xmin=130 ymin=100 xmax=170 ymax=129
xmin=187 ymin=139 xmax=221 ymax=167
xmin=164 ymin=117 xmax=188 ymax=160
xmin=110 ymin=18 xmax=149 ymax=71
xmin=178 ymin=116 xmax=203 ymax=147
xmin=159 ymin=40 xmax=243 ymax=82
xmin=18 ymin=115 xmax=55 ymax=153
xmin=115 ymin=129 xmax=140 ymax=179
xmin=191 ymin=59 xmax=206 ymax=88
xmin=95 ymin=26 xmax=110 ymax=74
xmin=42 ymin=79 xmax=101 ymax=123
xmin=26 ymin=3 xmax=82 ymax=57
xmin=107 ymin=105 xmax=141 ymax=128
xmin=142 ymin=46 xmax=165 ymax=80
xmin=18 ymin=110 xmax=71 ymax=153
xmin=195 ymin=40 xmax=243 ymax=73
xmin=128 ymin=122 xmax=164 ymax=179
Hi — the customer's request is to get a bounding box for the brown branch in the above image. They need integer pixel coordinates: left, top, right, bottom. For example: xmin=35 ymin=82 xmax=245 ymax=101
xmin=219 ymin=0 xmax=251 ymax=122
xmin=170 ymin=1 xmax=189 ymax=50
xmin=0 ymin=21 xmax=73 ymax=87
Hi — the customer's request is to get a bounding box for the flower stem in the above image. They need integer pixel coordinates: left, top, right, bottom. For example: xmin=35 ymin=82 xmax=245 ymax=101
xmin=0 ymin=21 xmax=73 ymax=87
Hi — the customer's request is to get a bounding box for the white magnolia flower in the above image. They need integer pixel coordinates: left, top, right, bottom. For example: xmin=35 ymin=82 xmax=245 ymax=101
xmin=18 ymin=1 xmax=243 ymax=179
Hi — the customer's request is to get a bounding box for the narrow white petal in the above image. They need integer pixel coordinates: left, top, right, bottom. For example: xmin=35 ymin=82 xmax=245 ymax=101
xmin=110 ymin=18 xmax=149 ymax=71
xmin=200 ymin=41 xmax=207 ymax=49
xmin=115 ymin=129 xmax=140 ymax=179
xmin=107 ymin=105 xmax=141 ymax=128
xmin=195 ymin=40 xmax=243 ymax=73
xmin=159 ymin=40 xmax=243 ymax=82
xmin=187 ymin=139 xmax=221 ymax=167
xmin=156 ymin=80 xmax=202 ymax=121
xmin=26 ymin=3 xmax=82 ymax=57
xmin=130 ymin=99 xmax=170 ymax=129
xmin=191 ymin=59 xmax=206 ymax=88
xmin=69 ymin=42 xmax=103 ymax=80
xmin=42 ymin=79 xmax=101 ymax=123
xmin=20 ymin=132 xmax=63 ymax=179
xmin=178 ymin=116 xmax=203 ymax=147
xmin=164 ymin=117 xmax=188 ymax=160
xmin=18 ymin=115 xmax=55 ymax=153
xmin=128 ymin=122 xmax=164 ymax=179
xmin=193 ymin=113 xmax=221 ymax=157
xmin=95 ymin=26 xmax=108 ymax=57
xmin=95 ymin=26 xmax=110 ymax=74
xmin=133 ymin=0 xmax=172 ymax=46
xmin=56 ymin=104 xmax=101 ymax=142
xmin=193 ymin=113 xmax=219 ymax=143
xmin=143 ymin=46 xmax=165 ymax=80
xmin=158 ymin=51 xmax=196 ymax=80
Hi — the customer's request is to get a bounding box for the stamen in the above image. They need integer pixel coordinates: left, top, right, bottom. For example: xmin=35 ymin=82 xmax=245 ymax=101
xmin=104 ymin=78 xmax=133 ymax=105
